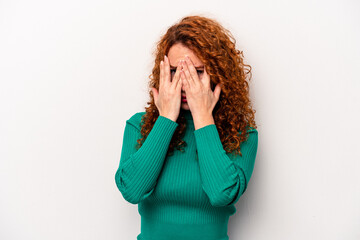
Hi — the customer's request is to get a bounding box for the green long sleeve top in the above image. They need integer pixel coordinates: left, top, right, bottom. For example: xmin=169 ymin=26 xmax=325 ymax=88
xmin=115 ymin=110 xmax=258 ymax=240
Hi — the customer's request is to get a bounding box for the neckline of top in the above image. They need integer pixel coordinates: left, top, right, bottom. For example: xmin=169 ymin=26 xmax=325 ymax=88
xmin=182 ymin=110 xmax=193 ymax=121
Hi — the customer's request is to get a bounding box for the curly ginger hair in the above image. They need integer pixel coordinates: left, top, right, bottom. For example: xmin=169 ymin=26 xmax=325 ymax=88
xmin=136 ymin=15 xmax=257 ymax=157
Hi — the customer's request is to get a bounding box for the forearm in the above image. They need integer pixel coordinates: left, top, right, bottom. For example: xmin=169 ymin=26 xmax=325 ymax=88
xmin=194 ymin=125 xmax=258 ymax=207
xmin=115 ymin=116 xmax=178 ymax=204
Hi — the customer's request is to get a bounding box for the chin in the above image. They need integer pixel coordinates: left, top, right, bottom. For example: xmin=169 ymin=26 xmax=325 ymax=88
xmin=181 ymin=103 xmax=190 ymax=110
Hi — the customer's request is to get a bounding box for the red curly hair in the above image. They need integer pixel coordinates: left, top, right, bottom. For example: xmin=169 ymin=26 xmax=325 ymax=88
xmin=136 ymin=14 xmax=257 ymax=157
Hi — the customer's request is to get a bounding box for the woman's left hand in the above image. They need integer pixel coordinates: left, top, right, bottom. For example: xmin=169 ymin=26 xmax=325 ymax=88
xmin=181 ymin=55 xmax=222 ymax=125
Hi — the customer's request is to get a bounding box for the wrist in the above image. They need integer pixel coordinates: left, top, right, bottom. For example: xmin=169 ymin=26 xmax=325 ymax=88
xmin=193 ymin=114 xmax=215 ymax=130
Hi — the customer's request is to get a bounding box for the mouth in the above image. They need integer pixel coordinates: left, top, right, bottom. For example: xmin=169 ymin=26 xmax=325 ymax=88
xmin=181 ymin=95 xmax=187 ymax=102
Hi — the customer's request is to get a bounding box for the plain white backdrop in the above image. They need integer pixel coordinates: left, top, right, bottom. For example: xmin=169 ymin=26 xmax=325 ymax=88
xmin=0 ymin=0 xmax=359 ymax=239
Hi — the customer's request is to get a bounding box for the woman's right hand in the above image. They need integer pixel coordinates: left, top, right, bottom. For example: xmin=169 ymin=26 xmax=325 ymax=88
xmin=151 ymin=55 xmax=183 ymax=122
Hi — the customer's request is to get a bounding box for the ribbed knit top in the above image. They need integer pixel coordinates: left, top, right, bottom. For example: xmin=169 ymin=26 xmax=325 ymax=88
xmin=115 ymin=109 xmax=258 ymax=240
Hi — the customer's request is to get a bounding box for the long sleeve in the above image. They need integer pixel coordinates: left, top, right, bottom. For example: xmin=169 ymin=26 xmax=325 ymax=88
xmin=194 ymin=124 xmax=258 ymax=207
xmin=115 ymin=114 xmax=179 ymax=204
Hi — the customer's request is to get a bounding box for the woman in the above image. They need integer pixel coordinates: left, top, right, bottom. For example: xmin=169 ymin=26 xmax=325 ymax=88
xmin=115 ymin=15 xmax=258 ymax=240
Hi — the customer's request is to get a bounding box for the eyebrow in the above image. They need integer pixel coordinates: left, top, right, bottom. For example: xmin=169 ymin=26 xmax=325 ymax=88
xmin=170 ymin=64 xmax=204 ymax=69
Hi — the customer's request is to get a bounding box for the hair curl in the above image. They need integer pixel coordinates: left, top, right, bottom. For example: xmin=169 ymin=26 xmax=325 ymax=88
xmin=136 ymin=14 xmax=257 ymax=157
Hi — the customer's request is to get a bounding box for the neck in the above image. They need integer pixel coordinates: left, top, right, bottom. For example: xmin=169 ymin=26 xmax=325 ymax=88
xmin=182 ymin=109 xmax=193 ymax=121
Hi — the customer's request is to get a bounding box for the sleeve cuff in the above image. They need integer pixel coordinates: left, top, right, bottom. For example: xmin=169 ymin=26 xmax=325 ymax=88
xmin=194 ymin=124 xmax=225 ymax=156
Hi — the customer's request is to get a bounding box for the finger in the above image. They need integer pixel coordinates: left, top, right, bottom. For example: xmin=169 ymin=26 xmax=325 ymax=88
xmin=183 ymin=59 xmax=199 ymax=89
xmin=176 ymin=77 xmax=182 ymax=91
xmin=173 ymin=62 xmax=183 ymax=89
xmin=160 ymin=60 xmax=164 ymax=88
xmin=164 ymin=55 xmax=170 ymax=83
xmin=184 ymin=56 xmax=199 ymax=85
xmin=181 ymin=71 xmax=189 ymax=90
xmin=182 ymin=61 xmax=194 ymax=89
xmin=203 ymin=66 xmax=211 ymax=89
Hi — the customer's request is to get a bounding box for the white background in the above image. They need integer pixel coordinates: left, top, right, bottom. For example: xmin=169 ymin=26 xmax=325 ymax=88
xmin=0 ymin=0 xmax=359 ymax=239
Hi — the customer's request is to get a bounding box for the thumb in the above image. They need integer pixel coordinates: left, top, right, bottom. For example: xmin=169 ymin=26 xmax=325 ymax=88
xmin=151 ymin=87 xmax=158 ymax=102
xmin=213 ymin=83 xmax=222 ymax=101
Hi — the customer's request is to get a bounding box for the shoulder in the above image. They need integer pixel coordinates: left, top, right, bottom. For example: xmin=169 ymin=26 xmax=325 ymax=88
xmin=240 ymin=126 xmax=258 ymax=144
xmin=238 ymin=125 xmax=258 ymax=134
xmin=246 ymin=126 xmax=258 ymax=134
xmin=126 ymin=111 xmax=146 ymax=131
xmin=237 ymin=126 xmax=258 ymax=150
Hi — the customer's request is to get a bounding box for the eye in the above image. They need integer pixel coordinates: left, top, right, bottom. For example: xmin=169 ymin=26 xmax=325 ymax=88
xmin=170 ymin=69 xmax=176 ymax=74
xmin=197 ymin=70 xmax=204 ymax=74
